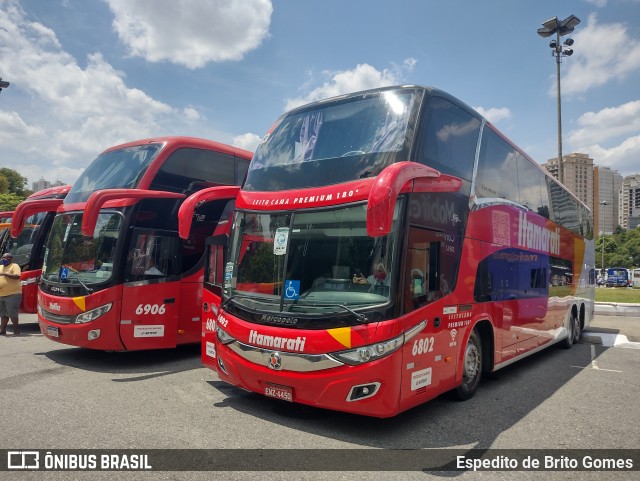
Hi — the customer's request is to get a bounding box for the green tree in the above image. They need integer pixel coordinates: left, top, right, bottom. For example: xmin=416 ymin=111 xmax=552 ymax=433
xmin=0 ymin=168 xmax=28 ymax=196
xmin=0 ymin=193 xmax=24 ymax=211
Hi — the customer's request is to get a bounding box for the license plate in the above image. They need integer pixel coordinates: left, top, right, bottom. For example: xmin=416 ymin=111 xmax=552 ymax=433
xmin=47 ymin=326 xmax=59 ymax=338
xmin=264 ymin=383 xmax=293 ymax=402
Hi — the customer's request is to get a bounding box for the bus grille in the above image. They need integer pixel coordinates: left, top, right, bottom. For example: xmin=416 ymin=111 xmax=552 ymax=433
xmin=40 ymin=309 xmax=76 ymax=325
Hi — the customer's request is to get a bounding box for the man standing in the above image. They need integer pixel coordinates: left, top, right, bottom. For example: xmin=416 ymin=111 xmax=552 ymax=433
xmin=0 ymin=253 xmax=22 ymax=336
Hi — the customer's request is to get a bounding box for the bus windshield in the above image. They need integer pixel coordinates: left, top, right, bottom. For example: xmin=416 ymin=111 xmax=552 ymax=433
xmin=42 ymin=212 xmax=123 ymax=285
xmin=225 ymin=201 xmax=402 ymax=319
xmin=65 ymin=144 xmax=162 ymax=204
xmin=7 ymin=212 xmax=48 ymax=267
xmin=245 ymin=89 xmax=418 ymax=191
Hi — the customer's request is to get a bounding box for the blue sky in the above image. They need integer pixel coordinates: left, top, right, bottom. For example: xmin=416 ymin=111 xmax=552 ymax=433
xmin=1 ymin=0 xmax=640 ymax=188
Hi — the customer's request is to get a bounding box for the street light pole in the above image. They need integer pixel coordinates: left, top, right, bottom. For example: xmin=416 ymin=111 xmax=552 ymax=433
xmin=600 ymin=200 xmax=607 ymax=276
xmin=537 ymin=15 xmax=581 ymax=185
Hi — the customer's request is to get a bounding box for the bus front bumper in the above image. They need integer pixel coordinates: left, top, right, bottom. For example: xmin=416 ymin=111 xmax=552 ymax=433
xmin=38 ymin=315 xmax=126 ymax=351
xmin=214 ymin=342 xmax=403 ymax=418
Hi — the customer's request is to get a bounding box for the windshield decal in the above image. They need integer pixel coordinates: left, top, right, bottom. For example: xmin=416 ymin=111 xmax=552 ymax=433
xmin=273 ymin=227 xmax=289 ymax=255
xmin=284 ymin=280 xmax=300 ymax=300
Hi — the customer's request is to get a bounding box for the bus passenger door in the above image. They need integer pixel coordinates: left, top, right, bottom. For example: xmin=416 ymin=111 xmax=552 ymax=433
xmin=120 ymin=231 xmax=181 ymax=350
xmin=201 ymin=235 xmax=226 ymax=369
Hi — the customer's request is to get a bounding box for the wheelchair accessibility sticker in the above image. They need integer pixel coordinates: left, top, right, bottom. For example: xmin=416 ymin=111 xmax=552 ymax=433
xmin=284 ymin=280 xmax=300 ymax=300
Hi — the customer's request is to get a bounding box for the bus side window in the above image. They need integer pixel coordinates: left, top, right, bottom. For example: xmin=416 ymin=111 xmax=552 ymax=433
xmin=126 ymin=232 xmax=179 ymax=281
xmin=404 ymin=227 xmax=441 ymax=313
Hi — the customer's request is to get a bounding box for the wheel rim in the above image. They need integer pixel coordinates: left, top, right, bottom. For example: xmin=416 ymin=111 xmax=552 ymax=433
xmin=573 ymin=316 xmax=581 ymax=342
xmin=463 ymin=341 xmax=480 ymax=383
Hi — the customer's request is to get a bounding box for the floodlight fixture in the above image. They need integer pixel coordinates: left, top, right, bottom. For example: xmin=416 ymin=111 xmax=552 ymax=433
xmin=537 ymin=15 xmax=580 ymax=185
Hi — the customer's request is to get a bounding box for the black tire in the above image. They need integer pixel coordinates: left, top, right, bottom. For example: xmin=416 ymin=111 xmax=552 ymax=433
xmin=561 ymin=312 xmax=578 ymax=349
xmin=454 ymin=328 xmax=482 ymax=401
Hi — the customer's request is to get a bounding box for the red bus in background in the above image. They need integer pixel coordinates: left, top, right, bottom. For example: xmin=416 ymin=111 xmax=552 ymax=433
xmin=3 ymin=185 xmax=71 ymax=313
xmin=193 ymin=85 xmax=595 ymax=418
xmin=25 ymin=137 xmax=251 ymax=351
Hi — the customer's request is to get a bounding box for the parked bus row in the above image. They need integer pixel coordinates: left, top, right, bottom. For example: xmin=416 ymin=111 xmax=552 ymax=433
xmin=10 ymin=85 xmax=595 ymax=418
xmin=11 ymin=137 xmax=251 ymax=350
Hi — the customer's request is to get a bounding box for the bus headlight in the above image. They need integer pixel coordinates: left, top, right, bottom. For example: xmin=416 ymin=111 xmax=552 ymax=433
xmin=327 ymin=320 xmax=426 ymax=366
xmin=75 ymin=303 xmax=112 ymax=324
xmin=216 ymin=326 xmax=235 ymax=345
xmin=329 ymin=333 xmax=404 ymax=366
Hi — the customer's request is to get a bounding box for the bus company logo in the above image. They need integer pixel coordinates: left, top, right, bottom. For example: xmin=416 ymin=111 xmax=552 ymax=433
xmin=8 ymin=451 xmax=39 ymax=469
xmin=267 ymin=352 xmax=282 ymax=370
xmin=260 ymin=314 xmax=299 ymax=325
xmin=517 ymin=211 xmax=560 ymax=256
xmin=248 ymin=329 xmax=306 ymax=352
xmin=49 ymin=302 xmax=62 ymax=312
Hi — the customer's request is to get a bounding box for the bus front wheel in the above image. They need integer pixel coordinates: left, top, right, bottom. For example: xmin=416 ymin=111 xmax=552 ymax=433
xmin=454 ymin=329 xmax=482 ymax=401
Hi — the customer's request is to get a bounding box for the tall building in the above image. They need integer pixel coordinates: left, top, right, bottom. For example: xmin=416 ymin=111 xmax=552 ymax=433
xmin=543 ymin=153 xmax=594 ymax=215
xmin=619 ymin=174 xmax=640 ymax=230
xmin=594 ymin=166 xmax=623 ymax=235
xmin=32 ymin=177 xmax=65 ymax=193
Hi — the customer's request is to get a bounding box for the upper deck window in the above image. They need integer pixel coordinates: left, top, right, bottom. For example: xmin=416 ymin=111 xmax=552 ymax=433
xmin=245 ymin=89 xmax=419 ymax=191
xmin=65 ymin=144 xmax=161 ymax=204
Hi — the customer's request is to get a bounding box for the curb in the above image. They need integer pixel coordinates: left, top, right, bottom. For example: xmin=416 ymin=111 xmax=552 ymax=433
xmin=594 ymin=302 xmax=640 ymax=317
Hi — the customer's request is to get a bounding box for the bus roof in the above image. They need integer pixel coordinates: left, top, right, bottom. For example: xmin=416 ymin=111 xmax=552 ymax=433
xmin=100 ymin=136 xmax=253 ymax=160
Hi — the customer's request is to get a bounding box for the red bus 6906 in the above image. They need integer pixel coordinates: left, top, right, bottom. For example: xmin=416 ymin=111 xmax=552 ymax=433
xmin=20 ymin=137 xmax=251 ymax=351
xmin=189 ymin=85 xmax=595 ymax=418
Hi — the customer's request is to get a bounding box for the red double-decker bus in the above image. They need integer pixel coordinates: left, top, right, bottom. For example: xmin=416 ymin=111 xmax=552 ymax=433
xmin=30 ymin=137 xmax=251 ymax=350
xmin=3 ymin=185 xmax=71 ymax=313
xmin=191 ymin=85 xmax=595 ymax=417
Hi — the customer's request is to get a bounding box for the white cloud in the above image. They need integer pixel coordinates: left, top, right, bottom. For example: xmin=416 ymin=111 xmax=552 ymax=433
xmin=568 ymin=100 xmax=640 ymax=145
xmin=567 ymin=100 xmax=640 ymax=177
xmin=561 ymin=13 xmax=640 ymax=95
xmin=284 ymin=59 xmax=417 ymax=111
xmin=585 ymin=0 xmax=607 ymax=7
xmin=473 ymin=106 xmax=511 ymax=124
xmin=183 ymin=106 xmax=201 ymax=123
xmin=0 ymin=1 xmax=246 ymax=185
xmin=232 ymin=133 xmax=261 ymax=153
xmin=577 ymin=135 xmax=640 ymax=176
xmin=107 ymin=0 xmax=273 ymax=69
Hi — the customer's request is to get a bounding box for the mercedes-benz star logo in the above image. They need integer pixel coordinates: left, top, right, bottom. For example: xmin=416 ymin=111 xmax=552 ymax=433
xmin=268 ymin=352 xmax=282 ymax=370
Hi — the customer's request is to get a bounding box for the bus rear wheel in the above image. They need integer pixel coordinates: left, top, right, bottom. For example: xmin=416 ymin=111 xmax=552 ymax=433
xmin=561 ymin=312 xmax=579 ymax=349
xmin=454 ymin=329 xmax=482 ymax=401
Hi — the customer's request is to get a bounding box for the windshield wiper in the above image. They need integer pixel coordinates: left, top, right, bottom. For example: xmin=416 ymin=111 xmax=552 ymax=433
xmin=221 ymin=294 xmax=271 ymax=311
xmin=312 ymin=303 xmax=368 ymax=323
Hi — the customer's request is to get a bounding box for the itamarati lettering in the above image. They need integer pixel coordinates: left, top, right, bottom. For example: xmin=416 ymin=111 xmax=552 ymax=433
xmin=517 ymin=211 xmax=560 ymax=255
xmin=248 ymin=330 xmax=306 ymax=352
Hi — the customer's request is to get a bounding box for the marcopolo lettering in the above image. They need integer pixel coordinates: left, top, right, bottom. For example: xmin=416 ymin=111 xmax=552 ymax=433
xmin=409 ymin=196 xmax=456 ymax=227
xmin=260 ymin=314 xmax=298 ymax=325
xmin=248 ymin=329 xmax=306 ymax=352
